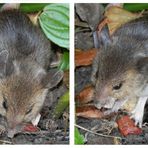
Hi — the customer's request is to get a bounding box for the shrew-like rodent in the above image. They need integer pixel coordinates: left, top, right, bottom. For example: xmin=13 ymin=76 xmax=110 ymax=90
xmin=92 ymin=16 xmax=148 ymax=128
xmin=0 ymin=10 xmax=63 ymax=137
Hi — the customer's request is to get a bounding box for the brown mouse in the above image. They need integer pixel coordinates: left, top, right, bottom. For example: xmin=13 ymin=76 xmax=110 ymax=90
xmin=92 ymin=16 xmax=148 ymax=128
xmin=0 ymin=10 xmax=63 ymax=137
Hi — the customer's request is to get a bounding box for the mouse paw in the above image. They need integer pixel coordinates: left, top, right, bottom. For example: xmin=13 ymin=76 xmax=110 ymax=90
xmin=130 ymin=97 xmax=148 ymax=128
xmin=130 ymin=109 xmax=143 ymax=128
xmin=31 ymin=113 xmax=41 ymax=126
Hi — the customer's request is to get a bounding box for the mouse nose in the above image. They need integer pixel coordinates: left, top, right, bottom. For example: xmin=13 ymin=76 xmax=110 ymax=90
xmin=94 ymin=99 xmax=107 ymax=109
xmin=7 ymin=128 xmax=18 ymax=138
xmin=7 ymin=124 xmax=22 ymax=138
xmin=7 ymin=118 xmax=23 ymax=138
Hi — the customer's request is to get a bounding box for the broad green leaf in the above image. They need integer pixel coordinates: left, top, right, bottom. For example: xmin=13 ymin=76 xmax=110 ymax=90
xmin=20 ymin=3 xmax=49 ymax=12
xmin=0 ymin=3 xmax=48 ymax=12
xmin=75 ymin=127 xmax=85 ymax=145
xmin=39 ymin=4 xmax=69 ymax=48
xmin=124 ymin=4 xmax=148 ymax=12
xmin=53 ymin=91 xmax=69 ymax=119
xmin=58 ymin=50 xmax=69 ymax=71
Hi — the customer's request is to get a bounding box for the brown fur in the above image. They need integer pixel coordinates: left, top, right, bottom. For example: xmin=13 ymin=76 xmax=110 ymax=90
xmin=0 ymin=10 xmax=53 ymax=134
xmin=0 ymin=10 xmax=64 ymax=137
xmin=0 ymin=70 xmax=48 ymax=129
xmin=92 ymin=16 xmax=148 ymax=111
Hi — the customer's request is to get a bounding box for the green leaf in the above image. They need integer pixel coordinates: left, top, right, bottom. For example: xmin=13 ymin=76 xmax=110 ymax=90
xmin=75 ymin=127 xmax=85 ymax=145
xmin=53 ymin=91 xmax=69 ymax=119
xmin=20 ymin=3 xmax=49 ymax=12
xmin=39 ymin=4 xmax=69 ymax=48
xmin=58 ymin=50 xmax=69 ymax=71
xmin=124 ymin=4 xmax=148 ymax=12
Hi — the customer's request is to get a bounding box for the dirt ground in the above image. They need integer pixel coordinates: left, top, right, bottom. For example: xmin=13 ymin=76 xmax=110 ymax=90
xmin=77 ymin=112 xmax=148 ymax=144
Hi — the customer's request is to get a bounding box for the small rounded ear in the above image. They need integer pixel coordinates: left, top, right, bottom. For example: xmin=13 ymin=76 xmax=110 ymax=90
xmin=41 ymin=69 xmax=64 ymax=89
xmin=0 ymin=50 xmax=8 ymax=78
xmin=97 ymin=25 xmax=112 ymax=48
xmin=1 ymin=3 xmax=20 ymax=11
xmin=136 ymin=57 xmax=148 ymax=75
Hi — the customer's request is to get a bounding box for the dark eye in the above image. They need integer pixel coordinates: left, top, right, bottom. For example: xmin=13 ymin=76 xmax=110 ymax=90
xmin=113 ymin=83 xmax=122 ymax=90
xmin=25 ymin=108 xmax=32 ymax=115
xmin=2 ymin=99 xmax=8 ymax=110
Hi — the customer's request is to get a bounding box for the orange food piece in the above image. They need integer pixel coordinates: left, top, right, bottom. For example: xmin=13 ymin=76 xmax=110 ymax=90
xmin=117 ymin=115 xmax=142 ymax=136
xmin=75 ymin=48 xmax=97 ymax=67
xmin=76 ymin=86 xmax=94 ymax=104
xmin=76 ymin=105 xmax=104 ymax=119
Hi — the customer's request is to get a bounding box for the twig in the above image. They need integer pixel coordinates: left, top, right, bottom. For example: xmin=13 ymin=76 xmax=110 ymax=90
xmin=21 ymin=130 xmax=50 ymax=135
xmin=0 ymin=139 xmax=12 ymax=144
xmin=76 ymin=28 xmax=91 ymax=33
xmin=75 ymin=124 xmax=122 ymax=140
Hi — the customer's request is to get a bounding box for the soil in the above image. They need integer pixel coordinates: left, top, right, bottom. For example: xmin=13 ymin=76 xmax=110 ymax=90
xmin=77 ymin=113 xmax=148 ymax=144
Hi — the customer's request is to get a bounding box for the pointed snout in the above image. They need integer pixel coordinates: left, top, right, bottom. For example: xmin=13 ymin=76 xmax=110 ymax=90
xmin=94 ymin=85 xmax=109 ymax=107
xmin=7 ymin=119 xmax=23 ymax=138
xmin=94 ymin=99 xmax=107 ymax=109
xmin=94 ymin=86 xmax=115 ymax=109
xmin=6 ymin=113 xmax=24 ymax=138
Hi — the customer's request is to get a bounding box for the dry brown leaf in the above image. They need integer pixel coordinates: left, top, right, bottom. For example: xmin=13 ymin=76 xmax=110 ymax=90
xmin=104 ymin=6 xmax=141 ymax=34
xmin=76 ymin=105 xmax=104 ymax=119
xmin=27 ymin=12 xmax=41 ymax=26
xmin=75 ymin=48 xmax=97 ymax=67
xmin=76 ymin=85 xmax=94 ymax=104
xmin=97 ymin=18 xmax=109 ymax=33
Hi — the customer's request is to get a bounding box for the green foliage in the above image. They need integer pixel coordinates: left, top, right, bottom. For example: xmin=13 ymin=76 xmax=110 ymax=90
xmin=39 ymin=4 xmax=69 ymax=49
xmin=20 ymin=3 xmax=48 ymax=12
xmin=53 ymin=91 xmax=69 ymax=119
xmin=75 ymin=127 xmax=85 ymax=145
xmin=38 ymin=4 xmax=70 ymax=119
xmin=124 ymin=4 xmax=148 ymax=12
xmin=58 ymin=50 xmax=69 ymax=71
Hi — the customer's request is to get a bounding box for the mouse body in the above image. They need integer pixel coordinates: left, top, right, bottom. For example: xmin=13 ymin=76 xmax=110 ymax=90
xmin=92 ymin=16 xmax=148 ymax=127
xmin=0 ymin=10 xmax=63 ymax=137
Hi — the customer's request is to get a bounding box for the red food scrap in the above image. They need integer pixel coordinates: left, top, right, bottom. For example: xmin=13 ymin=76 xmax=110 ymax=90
xmin=23 ymin=124 xmax=39 ymax=132
xmin=117 ymin=115 xmax=142 ymax=136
